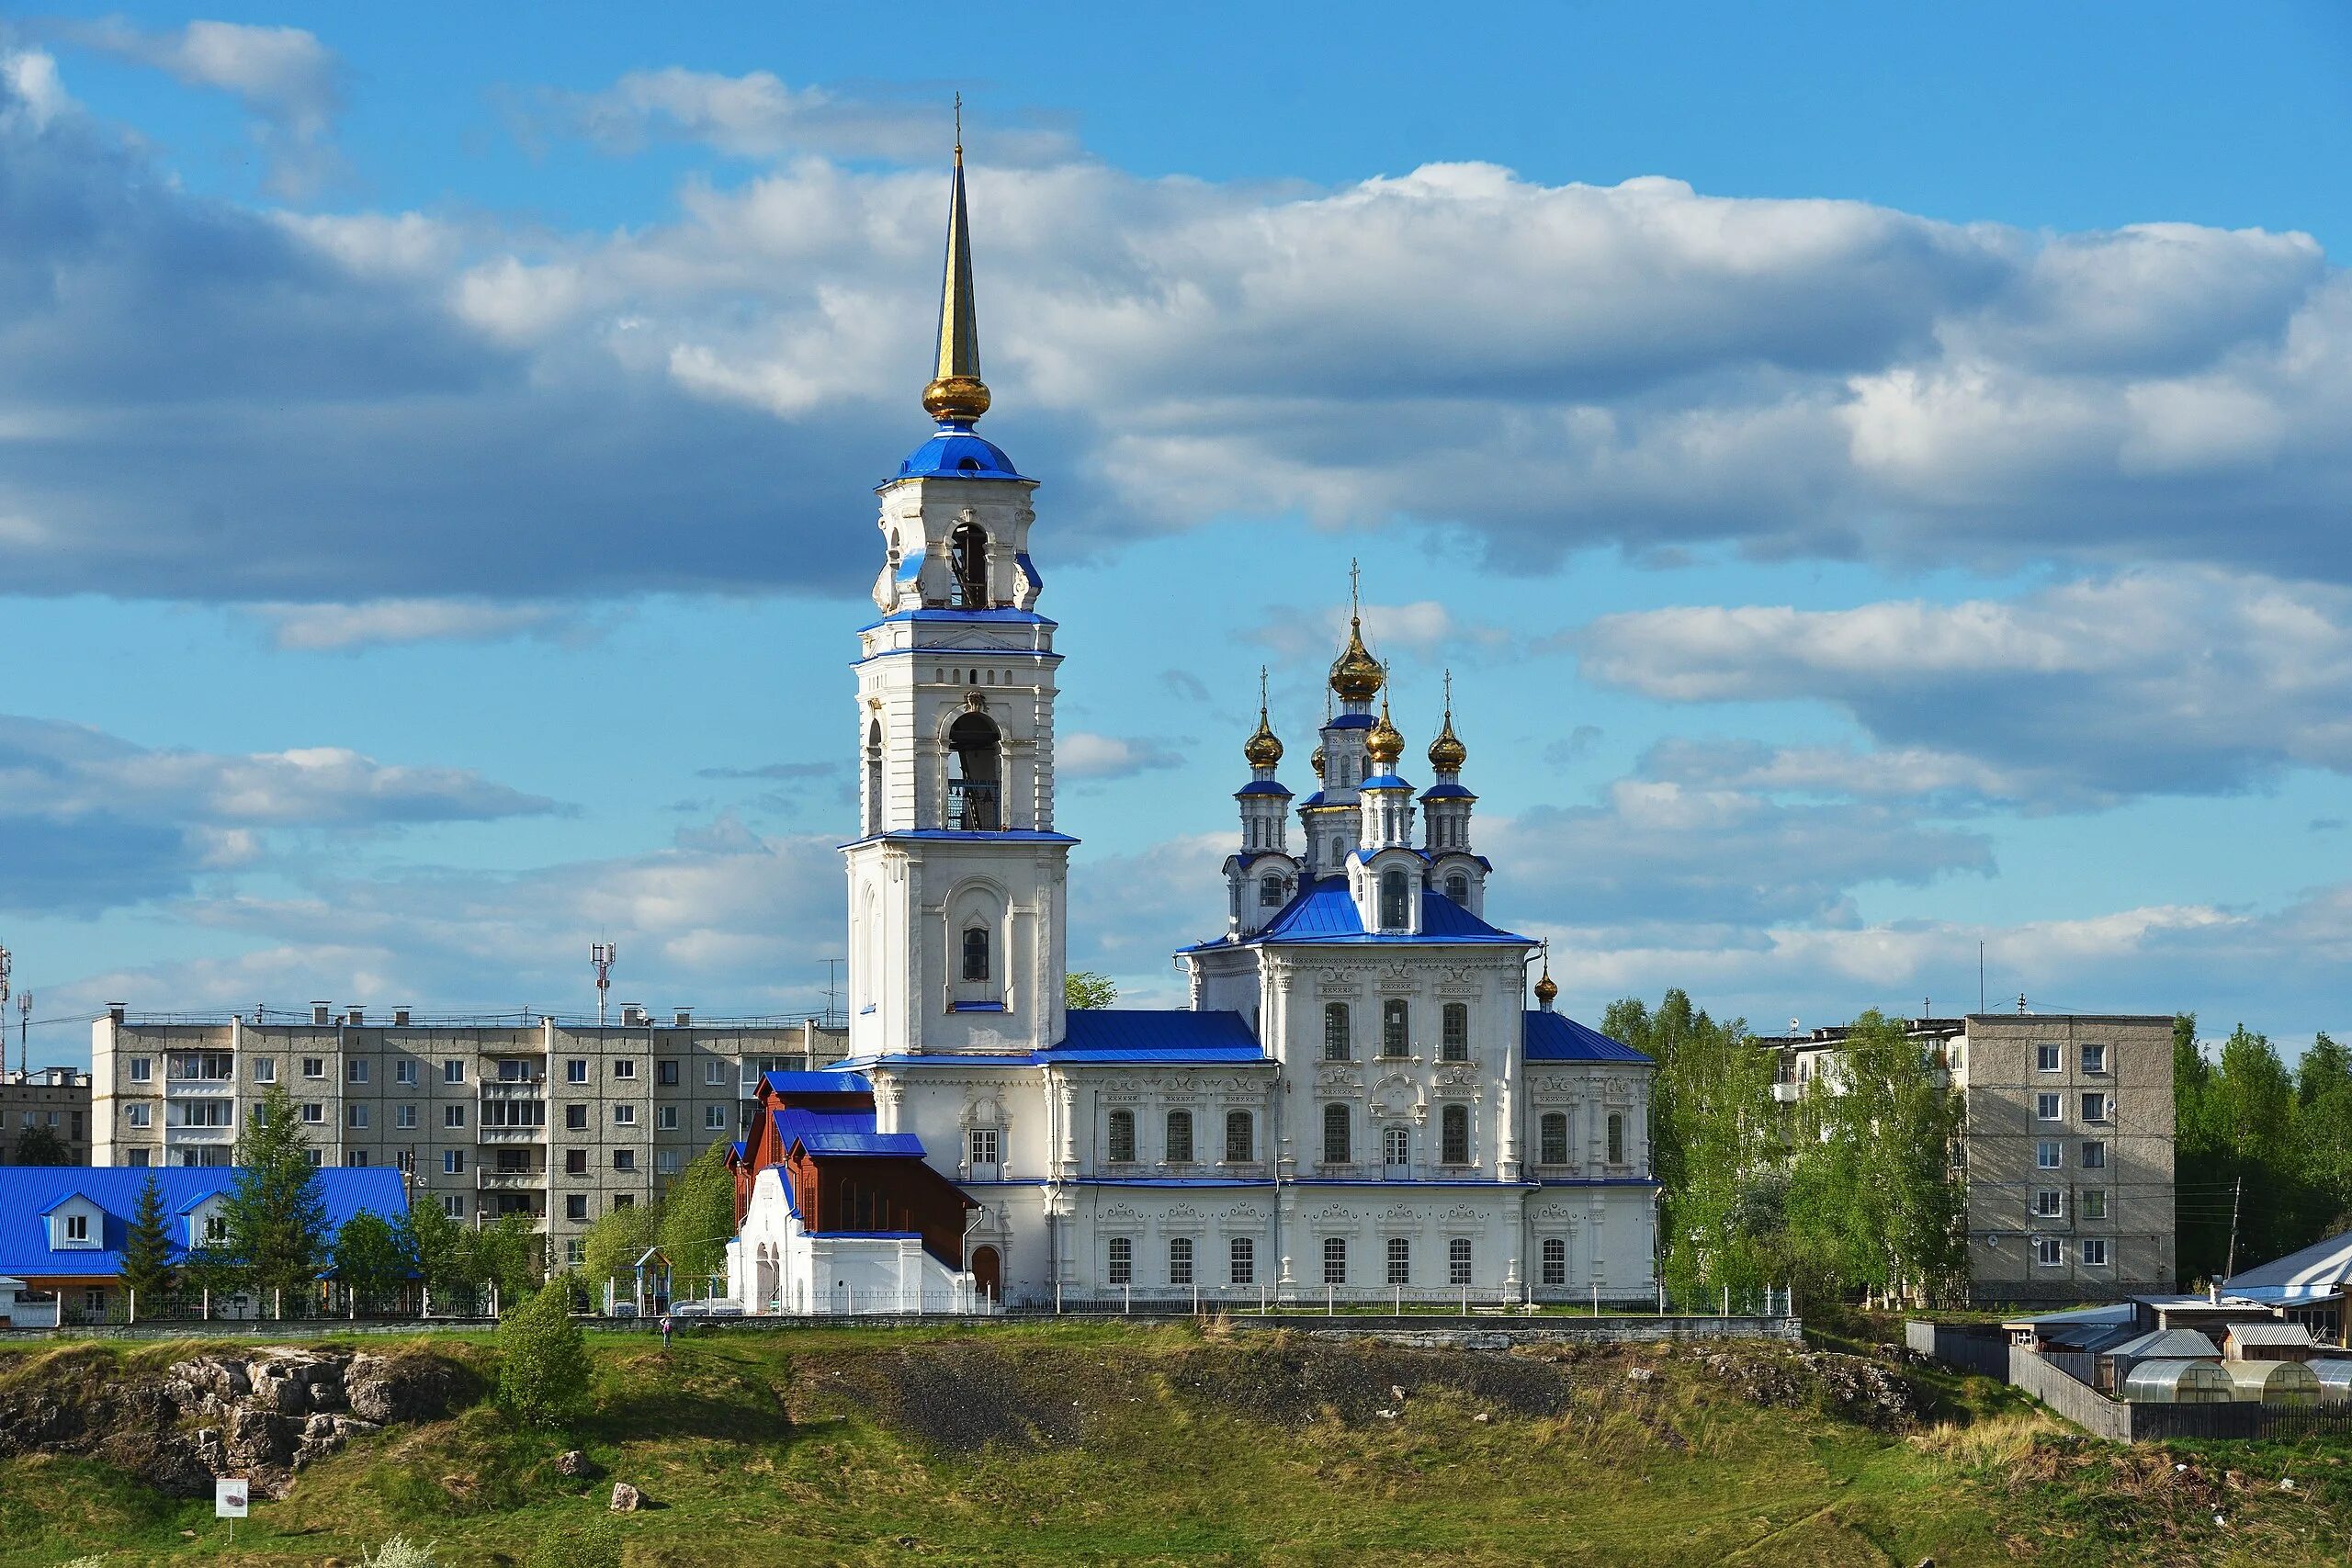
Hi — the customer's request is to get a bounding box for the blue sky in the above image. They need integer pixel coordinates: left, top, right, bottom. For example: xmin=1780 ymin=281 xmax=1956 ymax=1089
xmin=2 ymin=2 xmax=2349 ymax=1066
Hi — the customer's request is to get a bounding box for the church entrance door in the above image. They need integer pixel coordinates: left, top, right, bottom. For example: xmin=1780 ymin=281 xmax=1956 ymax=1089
xmin=971 ymin=1245 xmax=1001 ymax=1303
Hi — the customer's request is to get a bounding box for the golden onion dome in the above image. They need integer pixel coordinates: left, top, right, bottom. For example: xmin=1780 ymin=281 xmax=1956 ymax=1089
xmin=1428 ymin=708 xmax=1466 ymax=773
xmin=1243 ymin=706 xmax=1283 ymax=769
xmin=1310 ymin=742 xmax=1327 ymax=778
xmin=1366 ymin=696 xmax=1404 ymax=767
xmin=1533 ymin=967 xmax=1558 ymax=1008
xmin=1329 ymin=615 xmax=1385 ymax=704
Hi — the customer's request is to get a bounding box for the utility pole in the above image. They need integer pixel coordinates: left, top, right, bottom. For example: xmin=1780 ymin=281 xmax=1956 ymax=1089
xmin=822 ymin=958 xmax=842 ymax=1027
xmin=592 ymin=942 xmax=617 ymax=1026
xmin=2226 ymin=1173 xmax=2244 ymax=1282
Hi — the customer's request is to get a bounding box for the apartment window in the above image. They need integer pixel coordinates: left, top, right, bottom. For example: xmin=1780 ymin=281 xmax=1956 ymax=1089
xmin=1225 ymin=1111 xmax=1253 ymax=1163
xmin=1449 ymin=1237 xmax=1473 ymax=1286
xmin=347 ymin=1060 xmax=369 ymax=1085
xmin=2033 ymin=1189 xmax=2063 ymax=1219
xmin=126 ymin=1103 xmax=152 ymax=1129
xmin=1386 ymin=1236 xmax=1411 ymax=1285
xmin=1322 ymin=1103 xmax=1351 ymax=1164
xmin=129 ymin=1148 xmax=152 ymax=1167
xmin=565 ymin=1060 xmax=587 ymax=1084
xmin=612 ymin=1193 xmax=635 ymax=1211
xmin=2031 ymin=1140 xmax=2060 ymax=1169
xmin=566 ymin=1149 xmax=587 ymax=1175
xmin=1169 ymin=1236 xmax=1194 ymax=1286
xmin=2081 ymin=1093 xmax=2109 ymax=1122
xmin=614 ymin=1105 xmax=637 ymax=1127
xmin=1441 ymin=1104 xmax=1471 ymax=1166
xmin=443 ymin=1150 xmax=465 ymax=1175
xmin=2081 ymin=1141 xmax=2108 ymax=1169
xmin=658 ymin=1060 xmax=679 ymax=1087
xmin=613 ymin=1150 xmax=636 ymax=1172
xmin=1322 ymin=1236 xmax=1348 ymax=1286
xmin=613 ymin=1059 xmax=638 ymax=1080
xmin=485 ymin=1100 xmax=545 ymax=1131
xmin=704 ymin=1059 xmax=727 ymax=1086
xmin=396 ymin=1059 xmax=417 ymax=1086
xmin=1229 ymin=1236 xmax=1255 ymax=1286
xmin=252 ymin=1057 xmax=276 ymax=1084
xmin=566 ymin=1104 xmax=588 ymax=1130
xmin=302 ymin=1057 xmax=326 ymax=1079
xmin=656 ymin=1148 xmax=682 ymax=1176
xmin=442 ymin=1060 xmax=464 ymax=1084
xmin=1166 ymin=1110 xmax=1194 ymax=1163
xmin=1541 ymin=1236 xmax=1567 ymax=1287
xmin=1442 ymin=1003 xmax=1469 ymax=1062
xmin=2081 ymin=1239 xmax=2109 ymax=1267
xmin=1539 ymin=1112 xmax=1568 ymax=1166
xmin=565 ymin=1239 xmax=585 ymax=1266
xmin=2035 ymin=1236 xmax=2063 ymax=1267
xmin=129 ymin=1057 xmax=152 ymax=1083
xmin=347 ymin=1104 xmax=369 ymax=1130
xmin=2036 ymin=1043 xmax=2061 ymax=1072
xmin=1606 ymin=1112 xmax=1626 ymax=1165
xmin=494 ymin=1059 xmax=530 ymax=1083
xmin=306 ymin=1149 xmax=324 ymax=1168
xmin=2036 ymin=1092 xmax=2061 ymax=1121
xmin=300 ymin=1102 xmax=325 ymax=1124
xmin=1107 ymin=1236 xmax=1134 ymax=1286
xmin=441 ymin=1194 xmax=465 ymax=1218
xmin=657 ymin=1106 xmax=678 ymax=1130
xmin=445 ymin=1104 xmax=467 ymax=1129
xmin=1107 ymin=1109 xmax=1136 ymax=1163
xmin=2082 ymin=1189 xmax=2109 ymax=1221
xmin=1323 ymin=1003 xmax=1351 ymax=1062
xmin=1381 ymin=998 xmax=1409 ymax=1058
xmin=706 ymin=1104 xmax=728 ymax=1130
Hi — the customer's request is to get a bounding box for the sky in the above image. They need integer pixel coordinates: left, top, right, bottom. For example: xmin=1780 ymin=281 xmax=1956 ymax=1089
xmin=3 ymin=2 xmax=2350 ymax=1067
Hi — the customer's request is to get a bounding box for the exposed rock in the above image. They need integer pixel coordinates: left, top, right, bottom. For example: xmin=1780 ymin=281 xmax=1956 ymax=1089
xmin=556 ymin=1449 xmax=595 ymax=1478
xmin=610 ymin=1482 xmax=644 ymax=1512
xmin=346 ymin=1351 xmax=463 ymax=1424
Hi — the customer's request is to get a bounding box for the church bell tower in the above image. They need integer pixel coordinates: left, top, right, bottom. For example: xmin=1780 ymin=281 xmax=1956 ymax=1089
xmin=843 ymin=130 xmax=1072 ymax=1059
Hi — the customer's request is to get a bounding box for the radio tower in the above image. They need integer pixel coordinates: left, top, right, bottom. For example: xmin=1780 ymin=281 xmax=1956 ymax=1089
xmin=592 ymin=941 xmax=617 ymax=1025
xmin=17 ymin=991 xmax=28 ymax=1078
xmin=0 ymin=946 xmax=12 ymax=1078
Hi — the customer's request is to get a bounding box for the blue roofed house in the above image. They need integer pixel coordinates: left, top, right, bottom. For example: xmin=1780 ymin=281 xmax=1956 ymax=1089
xmin=0 ymin=1166 xmax=407 ymax=1325
xmin=724 ymin=145 xmax=1657 ymax=1314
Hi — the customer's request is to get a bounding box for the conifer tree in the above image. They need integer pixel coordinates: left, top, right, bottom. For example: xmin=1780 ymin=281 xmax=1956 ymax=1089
xmin=119 ymin=1171 xmax=177 ymax=1306
xmin=224 ymin=1082 xmax=330 ymax=1305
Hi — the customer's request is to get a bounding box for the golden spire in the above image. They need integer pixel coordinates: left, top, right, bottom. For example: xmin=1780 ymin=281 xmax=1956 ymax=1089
xmin=922 ymin=95 xmax=991 ymax=427
xmin=1328 ymin=558 xmax=1385 ymax=703
xmin=1428 ymin=668 xmax=1467 ymax=772
xmin=1366 ymin=692 xmax=1404 ymax=767
xmin=1243 ymin=666 xmax=1283 ymax=769
xmin=1534 ymin=942 xmax=1558 ymax=1010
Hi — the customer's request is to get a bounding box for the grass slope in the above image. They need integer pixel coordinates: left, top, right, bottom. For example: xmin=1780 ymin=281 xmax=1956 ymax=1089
xmin=4 ymin=1324 xmax=2352 ymax=1566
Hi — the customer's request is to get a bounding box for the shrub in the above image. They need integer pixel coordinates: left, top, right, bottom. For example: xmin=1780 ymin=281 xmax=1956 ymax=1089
xmin=362 ymin=1537 xmax=440 ymax=1568
xmin=497 ymin=1281 xmax=593 ymax=1430
xmin=526 ymin=1517 xmax=620 ymax=1568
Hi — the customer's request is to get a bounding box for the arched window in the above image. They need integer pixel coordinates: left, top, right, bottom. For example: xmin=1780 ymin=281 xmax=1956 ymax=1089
xmin=1441 ymin=1103 xmax=1471 ymax=1166
xmin=865 ymin=719 xmax=884 ymax=835
xmin=1606 ymin=1112 xmax=1626 ymax=1165
xmin=1444 ymin=872 xmax=1470 ymax=905
xmin=1260 ymin=874 xmax=1284 ymax=908
xmin=1448 ymin=1236 xmax=1472 ymax=1286
xmin=1322 ymin=1102 xmax=1351 ymax=1164
xmin=1322 ymin=1003 xmax=1351 ymax=1061
xmin=1381 ymin=998 xmax=1409 ymax=1057
xmin=1106 ymin=1109 xmax=1136 ymax=1163
xmin=1379 ymin=868 xmax=1410 ymax=929
xmin=950 ymin=516 xmax=989 ymax=607
xmin=961 ymin=925 xmax=990 ymax=982
xmin=946 ymin=711 xmax=1001 ymax=830
xmin=1225 ymin=1110 xmax=1253 ymax=1163
xmin=1539 ymin=1111 xmax=1568 ymax=1165
xmin=1169 ymin=1235 xmax=1193 ymax=1285
xmin=1442 ymin=1003 xmax=1469 ymax=1062
xmin=1166 ymin=1110 xmax=1194 ymax=1163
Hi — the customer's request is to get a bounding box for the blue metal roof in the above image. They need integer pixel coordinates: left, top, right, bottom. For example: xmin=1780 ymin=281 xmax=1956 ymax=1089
xmin=771 ymin=1105 xmax=929 ymax=1159
xmin=1361 ymin=772 xmax=1413 ymax=791
xmin=1419 ymin=782 xmax=1476 ymax=800
xmin=891 ymin=429 xmax=1025 ymax=481
xmin=1046 ymin=1010 xmax=1269 ymax=1064
xmin=1327 ymin=713 xmax=1375 ymax=730
xmin=1202 ymin=874 xmax=1530 ymax=947
xmin=1523 ymin=1010 xmax=1653 ymax=1064
xmin=839 ymin=829 xmax=1081 ymax=851
xmin=763 ymin=1069 xmax=874 ymax=1097
xmin=1235 ymin=779 xmax=1293 ymax=797
xmin=0 ymin=1167 xmax=407 ymax=1280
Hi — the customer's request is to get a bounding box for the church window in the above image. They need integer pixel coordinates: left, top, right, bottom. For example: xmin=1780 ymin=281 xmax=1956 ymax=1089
xmin=1607 ymin=1112 xmax=1626 ymax=1165
xmin=1540 ymin=1111 xmax=1569 ymax=1166
xmin=1445 ymin=872 xmax=1470 ymax=905
xmin=1169 ymin=1236 xmax=1194 ymax=1286
xmin=1322 ymin=1004 xmax=1351 ymax=1061
xmin=1442 ymin=1003 xmax=1469 ymax=1061
xmin=1107 ymin=1109 xmax=1136 ymax=1163
xmin=1541 ymin=1236 xmax=1567 ymax=1287
xmin=1322 ymin=1236 xmax=1348 ymax=1286
xmin=1322 ymin=1102 xmax=1351 ymax=1164
xmin=1225 ymin=1111 xmax=1253 ymax=1162
xmin=1166 ymin=1110 xmax=1194 ymax=1163
xmin=1229 ymin=1235 xmax=1256 ymax=1286
xmin=1260 ymin=874 xmax=1284 ymax=907
xmin=1107 ymin=1236 xmax=1133 ymax=1286
xmin=1379 ymin=869 xmax=1410 ymax=929
xmin=1386 ymin=1236 xmax=1410 ymax=1285
xmin=1441 ymin=1103 xmax=1471 ymax=1166
xmin=967 ymin=1128 xmax=1000 ymax=1178
xmin=1449 ymin=1237 xmax=1473 ymax=1286
xmin=946 ymin=711 xmax=1001 ymax=830
xmin=1381 ymin=998 xmax=1409 ymax=1057
xmin=1384 ymin=1125 xmax=1409 ymax=1171
xmin=864 ymin=720 xmax=884 ymax=835
xmin=950 ymin=517 xmax=989 ymax=607
xmin=961 ymin=925 xmax=990 ymax=982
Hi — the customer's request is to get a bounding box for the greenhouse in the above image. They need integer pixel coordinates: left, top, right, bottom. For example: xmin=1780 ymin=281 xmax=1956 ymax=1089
xmin=2119 ymin=1359 xmax=2235 ymax=1404
xmin=2224 ymin=1359 xmax=2322 ymax=1408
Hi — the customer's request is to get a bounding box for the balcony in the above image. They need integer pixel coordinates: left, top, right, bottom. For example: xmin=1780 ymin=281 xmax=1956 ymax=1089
xmin=479 ymin=1123 xmax=547 ymax=1145
xmin=480 ymin=1079 xmax=547 ymax=1100
xmin=165 ymin=1078 xmax=237 ymax=1099
xmin=164 ymin=1123 xmax=234 ymax=1145
xmin=478 ymin=1171 xmax=544 ymax=1191
xmin=1770 ymin=1082 xmax=1803 ymax=1103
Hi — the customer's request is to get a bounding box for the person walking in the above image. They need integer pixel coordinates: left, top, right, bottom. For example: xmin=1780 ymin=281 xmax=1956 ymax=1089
xmin=659 ymin=1313 xmax=674 ymax=1350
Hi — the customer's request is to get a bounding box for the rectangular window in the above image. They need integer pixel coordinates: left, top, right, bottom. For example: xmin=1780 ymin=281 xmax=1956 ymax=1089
xmin=612 ymin=1193 xmax=635 ymax=1211
xmin=442 ymin=1060 xmax=464 ymax=1084
xmin=252 ymin=1057 xmax=276 ymax=1084
xmin=969 ymin=1128 xmax=1000 ymax=1169
xmin=1386 ymin=1236 xmax=1410 ymax=1285
xmin=1107 ymin=1235 xmax=1133 ymax=1286
xmin=2081 ymin=1239 xmax=2109 ymax=1267
xmin=2035 ymin=1043 xmax=2061 ymax=1072
xmin=347 ymin=1060 xmax=368 ymax=1084
xmin=657 ymin=1106 xmax=678 ymax=1130
xmin=129 ymin=1148 xmax=152 ymax=1167
xmin=2081 ymin=1043 xmax=2107 ymax=1074
xmin=1225 ymin=1111 xmax=1252 ymax=1163
xmin=707 ymin=1104 xmax=729 ymax=1130
xmin=656 ymin=1148 xmax=682 ymax=1176
xmin=443 ymin=1150 xmax=466 ymax=1175
xmin=1606 ymin=1112 xmax=1625 ymax=1165
xmin=1169 ymin=1236 xmax=1194 ymax=1286
xmin=1322 ymin=1004 xmax=1350 ymax=1062
xmin=565 ymin=1059 xmax=588 ymax=1083
xmin=129 ymin=1057 xmax=152 ymax=1083
xmin=395 ymin=1104 xmax=416 ymax=1129
xmin=658 ymin=1060 xmax=679 ymax=1086
xmin=613 ymin=1149 xmax=636 ymax=1172
xmin=482 ymin=1100 xmax=544 ymax=1129
xmin=1107 ymin=1110 xmax=1136 ymax=1163
xmin=1322 ymin=1103 xmax=1351 ymax=1164
xmin=396 ymin=1059 xmax=418 ymax=1086
xmin=1381 ymin=998 xmax=1409 ymax=1058
xmin=2082 ymin=1189 xmax=2108 ymax=1220
xmin=564 ymin=1238 xmax=585 ymax=1266
xmin=496 ymin=1059 xmax=531 ymax=1083
xmin=303 ymin=1057 xmax=326 ymax=1079
xmin=2035 ymin=1236 xmax=2064 ymax=1267
xmin=347 ymin=1104 xmax=369 ymax=1129
xmin=566 ymin=1104 xmax=588 ymax=1130
xmin=300 ymin=1101 xmax=324 ymax=1124
xmin=1448 ymin=1236 xmax=1472 ymax=1286
xmin=442 ymin=1194 xmax=465 ymax=1218
xmin=1539 ymin=1112 xmax=1568 ymax=1166
xmin=962 ymin=927 xmax=990 ymax=982
xmin=2080 ymin=1141 xmax=2108 ymax=1169
xmin=614 ymin=1105 xmax=637 ymax=1127
xmin=566 ymin=1194 xmax=588 ymax=1221
xmin=445 ymin=1104 xmax=467 ymax=1129
xmin=2033 ymin=1189 xmax=2063 ymax=1218
xmin=306 ymin=1148 xmax=324 ymax=1168
xmin=2036 ymin=1140 xmax=2062 ymax=1169
xmin=1166 ymin=1110 xmax=1194 ymax=1163
xmin=127 ymin=1103 xmax=153 ymax=1128
xmin=2081 ymin=1093 xmax=2109 ymax=1122
xmin=1442 ymin=1003 xmax=1469 ymax=1062
xmin=2035 ymin=1092 xmax=2061 ymax=1121
xmin=1442 ymin=1105 xmax=1471 ymax=1165
xmin=613 ymin=1059 xmax=638 ymax=1080
xmin=1541 ymin=1236 xmax=1566 ymax=1287
xmin=1229 ymin=1235 xmax=1255 ymax=1286
xmin=705 ymin=1059 xmax=726 ymax=1086
xmin=349 ymin=1150 xmax=370 ymax=1167
xmin=1321 ymin=1236 xmax=1348 ymax=1287
xmin=566 ymin=1150 xmax=587 ymax=1174
xmin=64 ymin=1213 xmax=89 ymax=1241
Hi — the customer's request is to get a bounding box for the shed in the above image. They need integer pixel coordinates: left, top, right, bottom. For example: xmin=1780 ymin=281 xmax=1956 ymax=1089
xmin=2224 ymin=1359 xmax=2322 ymax=1408
xmin=2120 ymin=1359 xmax=2235 ymax=1404
xmin=2223 ymin=1321 xmax=2318 ymax=1362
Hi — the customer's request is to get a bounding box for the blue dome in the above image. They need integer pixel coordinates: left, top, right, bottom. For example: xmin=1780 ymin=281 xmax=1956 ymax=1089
xmin=897 ymin=427 xmax=1024 ymax=480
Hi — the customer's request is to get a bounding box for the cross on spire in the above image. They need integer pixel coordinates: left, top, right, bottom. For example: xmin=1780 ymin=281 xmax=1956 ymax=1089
xmin=1349 ymin=557 xmax=1362 ymax=622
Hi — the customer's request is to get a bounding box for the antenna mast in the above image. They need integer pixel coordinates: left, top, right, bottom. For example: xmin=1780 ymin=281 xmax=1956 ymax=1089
xmin=17 ymin=991 xmax=28 ymax=1078
xmin=592 ymin=942 xmax=617 ymax=1026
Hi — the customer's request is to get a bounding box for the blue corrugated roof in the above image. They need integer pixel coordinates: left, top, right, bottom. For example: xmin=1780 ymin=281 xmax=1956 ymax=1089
xmin=1328 ymin=713 xmax=1375 ymax=730
xmin=1047 ymin=1010 xmax=1269 ymax=1063
xmin=763 ymin=1069 xmax=874 ymax=1097
xmin=1210 ymin=874 xmax=1530 ymax=946
xmin=1419 ymin=782 xmax=1476 ymax=800
xmin=771 ymin=1105 xmax=929 ymax=1159
xmin=1523 ymin=1010 xmax=1652 ymax=1064
xmin=0 ymin=1167 xmax=407 ymax=1280
xmin=1361 ymin=772 xmax=1413 ymax=791
xmin=1235 ymin=779 xmax=1293 ymax=796
xmin=892 ymin=429 xmax=1025 ymax=480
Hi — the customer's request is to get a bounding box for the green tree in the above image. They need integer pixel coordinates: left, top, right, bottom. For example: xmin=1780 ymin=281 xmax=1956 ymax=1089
xmin=459 ymin=1213 xmax=545 ymax=1305
xmin=224 ymin=1083 xmax=330 ymax=1306
xmin=2297 ymin=1031 xmax=2352 ymax=1236
xmin=657 ymin=1139 xmax=738 ymax=1289
xmin=2208 ymin=1023 xmax=2306 ymax=1273
xmin=582 ymin=1203 xmax=658 ymax=1309
xmin=12 ymin=1122 xmax=70 ymax=1164
xmin=1065 ymin=971 xmax=1119 ymax=1010
xmin=395 ymin=1193 xmax=469 ymax=1297
xmin=333 ymin=1209 xmax=412 ymax=1313
xmin=496 ymin=1277 xmax=593 ymax=1430
xmin=119 ymin=1171 xmax=177 ymax=1307
xmin=2172 ymin=1013 xmax=2231 ymax=1281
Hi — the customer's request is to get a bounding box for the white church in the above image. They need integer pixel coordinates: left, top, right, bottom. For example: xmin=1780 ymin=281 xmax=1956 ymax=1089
xmin=727 ymin=140 xmax=1657 ymax=1314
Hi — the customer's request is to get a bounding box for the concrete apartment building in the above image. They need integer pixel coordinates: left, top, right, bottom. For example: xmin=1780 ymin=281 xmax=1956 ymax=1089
xmin=0 ymin=1066 xmax=93 ymax=1165
xmin=93 ymin=1005 xmax=840 ymax=1269
xmin=1757 ymin=1012 xmax=2177 ymax=1302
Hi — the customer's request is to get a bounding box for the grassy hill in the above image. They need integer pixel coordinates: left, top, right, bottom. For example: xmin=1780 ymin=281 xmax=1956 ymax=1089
xmin=5 ymin=1322 xmax=2352 ymax=1566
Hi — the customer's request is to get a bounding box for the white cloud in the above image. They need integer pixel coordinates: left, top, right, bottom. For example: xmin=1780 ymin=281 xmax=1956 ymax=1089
xmin=250 ymin=598 xmax=582 ymax=652
xmin=1058 ymin=732 xmax=1184 ymax=780
xmin=0 ymin=49 xmax=70 ymax=129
